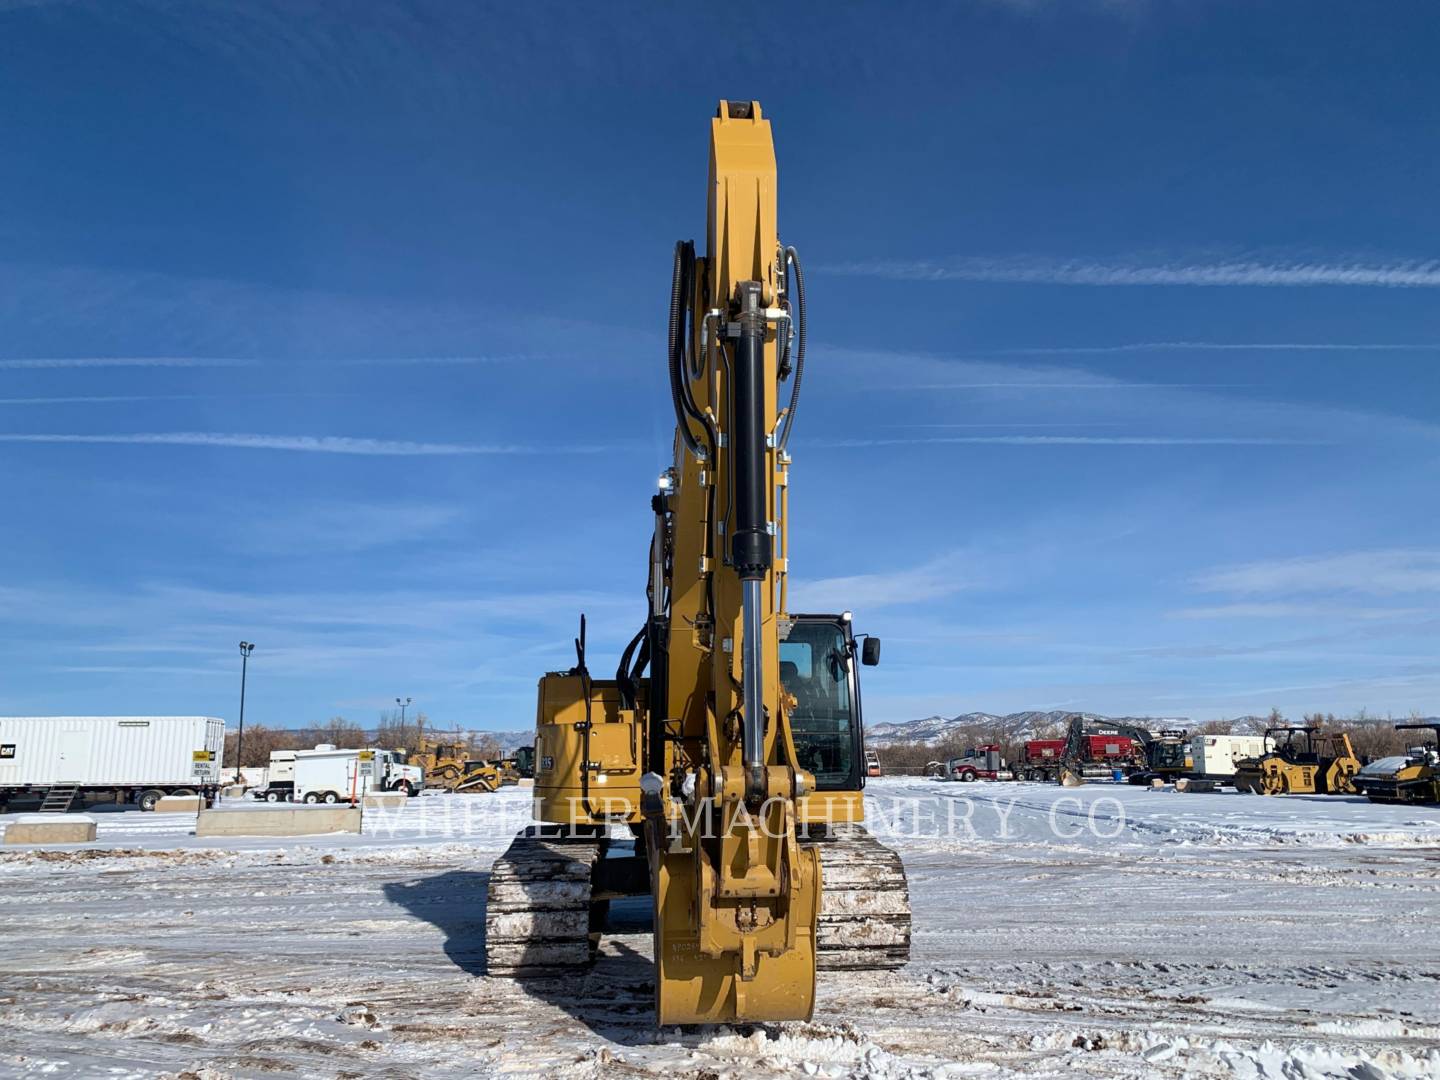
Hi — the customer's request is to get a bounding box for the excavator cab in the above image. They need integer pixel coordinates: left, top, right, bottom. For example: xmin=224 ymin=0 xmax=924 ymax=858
xmin=780 ymin=614 xmax=876 ymax=791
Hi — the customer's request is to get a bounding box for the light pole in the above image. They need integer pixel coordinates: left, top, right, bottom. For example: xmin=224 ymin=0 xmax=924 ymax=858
xmin=237 ymin=641 xmax=255 ymax=782
xmin=398 ymin=696 xmax=418 ymax=752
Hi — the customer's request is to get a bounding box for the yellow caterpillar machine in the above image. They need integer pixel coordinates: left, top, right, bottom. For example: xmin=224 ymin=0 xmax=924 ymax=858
xmin=1352 ymin=723 xmax=1440 ymax=804
xmin=485 ymin=101 xmax=910 ymax=1024
xmin=412 ymin=738 xmax=510 ymax=793
xmin=1232 ymin=726 xmax=1360 ymax=795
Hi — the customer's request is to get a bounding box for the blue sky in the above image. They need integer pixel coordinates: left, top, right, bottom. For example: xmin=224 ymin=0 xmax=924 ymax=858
xmin=1 ymin=1 xmax=1436 ymax=731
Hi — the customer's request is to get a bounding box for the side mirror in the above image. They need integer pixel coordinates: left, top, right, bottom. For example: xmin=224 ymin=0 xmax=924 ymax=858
xmin=861 ymin=636 xmax=881 ymax=666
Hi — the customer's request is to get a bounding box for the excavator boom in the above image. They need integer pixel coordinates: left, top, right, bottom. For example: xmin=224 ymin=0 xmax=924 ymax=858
xmin=484 ymin=102 xmax=910 ymax=1026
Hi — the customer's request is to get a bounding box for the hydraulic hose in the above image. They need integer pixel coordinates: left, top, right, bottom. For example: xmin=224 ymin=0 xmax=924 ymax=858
xmin=574 ymin=615 xmax=598 ymax=819
xmin=777 ymin=244 xmax=807 ymax=452
xmin=668 ymin=241 xmax=707 ymax=460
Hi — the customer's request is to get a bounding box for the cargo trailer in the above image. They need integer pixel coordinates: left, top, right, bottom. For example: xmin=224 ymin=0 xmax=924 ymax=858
xmin=0 ymin=716 xmax=225 ymax=812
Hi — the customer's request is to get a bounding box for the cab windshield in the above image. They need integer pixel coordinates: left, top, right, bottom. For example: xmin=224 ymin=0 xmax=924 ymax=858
xmin=780 ymin=619 xmax=858 ymax=790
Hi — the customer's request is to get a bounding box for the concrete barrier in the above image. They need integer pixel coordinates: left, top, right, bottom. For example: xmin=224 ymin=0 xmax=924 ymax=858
xmin=155 ymin=796 xmax=203 ymax=813
xmin=362 ymin=793 xmax=407 ymax=810
xmin=4 ymin=815 xmax=98 ymax=845
xmin=196 ymin=807 xmax=361 ymax=837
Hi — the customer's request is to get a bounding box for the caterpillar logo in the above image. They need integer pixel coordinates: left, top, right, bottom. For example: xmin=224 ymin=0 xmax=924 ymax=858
xmin=192 ymin=750 xmax=216 ymax=762
xmin=0 ymin=744 xmax=14 ymax=759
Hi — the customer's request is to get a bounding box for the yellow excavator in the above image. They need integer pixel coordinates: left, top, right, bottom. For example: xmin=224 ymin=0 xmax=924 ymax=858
xmin=485 ymin=101 xmax=910 ymax=1024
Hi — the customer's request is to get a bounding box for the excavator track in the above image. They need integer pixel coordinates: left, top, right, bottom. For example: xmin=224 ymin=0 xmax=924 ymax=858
xmin=484 ymin=831 xmax=604 ymax=977
xmin=483 ymin=825 xmax=910 ymax=978
xmin=806 ymin=824 xmax=911 ymax=970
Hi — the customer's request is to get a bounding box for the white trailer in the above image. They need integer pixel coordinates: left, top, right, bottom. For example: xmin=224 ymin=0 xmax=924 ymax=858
xmin=292 ymin=748 xmax=420 ymax=804
xmin=0 ymin=716 xmax=225 ymax=811
xmin=1189 ymin=734 xmax=1272 ymax=779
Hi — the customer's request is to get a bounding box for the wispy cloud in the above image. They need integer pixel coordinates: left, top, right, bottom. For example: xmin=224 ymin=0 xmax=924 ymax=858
xmin=0 ymin=357 xmax=255 ymax=369
xmin=901 ymin=382 xmax=1251 ymax=390
xmin=238 ymin=501 xmax=466 ymax=554
xmin=0 ymin=395 xmax=205 ymax=405
xmin=806 ymin=435 xmax=1319 ymax=448
xmin=789 ymin=551 xmax=979 ymax=611
xmin=0 ymin=393 xmax=350 ymax=405
xmin=818 ymin=344 xmax=1440 ymax=446
xmin=1001 ymin=341 xmax=1440 ymax=355
xmin=1192 ymin=550 xmax=1440 ymax=597
xmin=822 ymin=257 xmax=1440 ymax=288
xmin=335 ymin=354 xmax=544 ymax=366
xmin=0 ymin=432 xmax=615 ymax=455
xmin=1170 ymin=602 xmax=1430 ymax=621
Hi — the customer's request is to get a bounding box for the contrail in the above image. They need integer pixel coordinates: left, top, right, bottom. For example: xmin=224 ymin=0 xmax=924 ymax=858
xmin=822 ymin=257 xmax=1440 ymax=288
xmin=0 ymin=357 xmax=257 ymax=369
xmin=807 ymin=435 xmax=1322 ymax=447
xmin=337 ymin=354 xmax=540 ymax=366
xmin=0 ymin=432 xmax=614 ymax=455
xmin=900 ymin=382 xmax=1251 ymax=390
xmin=0 ymin=395 xmax=213 ymax=405
xmin=1001 ymin=341 xmax=1440 ymax=355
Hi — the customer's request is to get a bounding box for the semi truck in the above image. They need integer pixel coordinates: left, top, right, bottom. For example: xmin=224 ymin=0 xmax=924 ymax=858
xmin=0 ymin=716 xmax=225 ymax=812
xmin=947 ymin=744 xmax=1012 ymax=781
xmin=292 ymin=747 xmax=423 ymax=803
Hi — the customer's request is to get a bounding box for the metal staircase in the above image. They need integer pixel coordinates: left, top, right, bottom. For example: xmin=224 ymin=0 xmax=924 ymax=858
xmin=38 ymin=785 xmax=80 ymax=813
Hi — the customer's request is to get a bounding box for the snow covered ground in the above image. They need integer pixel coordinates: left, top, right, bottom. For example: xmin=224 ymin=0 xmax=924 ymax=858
xmin=0 ymin=779 xmax=1437 ymax=1078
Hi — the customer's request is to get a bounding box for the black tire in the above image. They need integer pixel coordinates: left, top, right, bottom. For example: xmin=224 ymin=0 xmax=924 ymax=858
xmin=322 ymin=792 xmax=340 ymax=805
xmin=171 ymin=788 xmax=196 ymax=798
xmin=138 ymin=789 xmax=165 ymax=812
xmin=303 ymin=792 xmax=321 ymax=804
xmin=959 ymin=770 xmax=976 ymax=783
xmin=265 ymin=790 xmax=281 ymax=803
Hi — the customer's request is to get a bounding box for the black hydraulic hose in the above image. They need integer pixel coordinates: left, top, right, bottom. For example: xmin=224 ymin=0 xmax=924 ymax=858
xmin=777 ymin=245 xmax=807 ymax=451
xmin=575 ymin=616 xmax=598 ymax=819
xmin=668 ymin=241 xmax=707 ymax=460
xmin=615 ymin=624 xmax=646 ymax=710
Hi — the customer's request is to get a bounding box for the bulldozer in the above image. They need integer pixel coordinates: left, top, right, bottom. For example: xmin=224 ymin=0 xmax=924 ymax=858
xmin=1352 ymin=723 xmax=1440 ymax=805
xmin=1232 ymin=726 xmax=1360 ymax=795
xmin=484 ymin=101 xmax=911 ymax=1025
xmin=410 ymin=738 xmax=509 ymax=793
